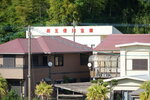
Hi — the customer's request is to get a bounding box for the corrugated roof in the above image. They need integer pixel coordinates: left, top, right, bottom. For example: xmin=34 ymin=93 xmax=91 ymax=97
xmin=94 ymin=34 xmax=150 ymax=51
xmin=0 ymin=36 xmax=92 ymax=54
xmin=54 ymin=82 xmax=92 ymax=94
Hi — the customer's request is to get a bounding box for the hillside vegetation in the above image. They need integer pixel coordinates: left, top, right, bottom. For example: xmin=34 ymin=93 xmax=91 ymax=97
xmin=0 ymin=0 xmax=150 ymax=43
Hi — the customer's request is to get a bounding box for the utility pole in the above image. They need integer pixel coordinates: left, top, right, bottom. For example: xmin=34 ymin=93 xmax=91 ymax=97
xmin=73 ymin=20 xmax=76 ymax=42
xmin=28 ymin=26 xmax=31 ymax=100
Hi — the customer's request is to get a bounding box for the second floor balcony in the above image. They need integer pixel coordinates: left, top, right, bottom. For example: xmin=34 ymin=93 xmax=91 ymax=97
xmin=0 ymin=64 xmax=24 ymax=79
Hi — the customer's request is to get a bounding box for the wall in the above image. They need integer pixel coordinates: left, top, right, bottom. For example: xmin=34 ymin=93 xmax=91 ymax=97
xmin=26 ymin=26 xmax=122 ymax=47
xmin=0 ymin=54 xmax=24 ymax=79
xmin=49 ymin=53 xmax=90 ymax=82
xmin=113 ymin=79 xmax=143 ymax=91
xmin=0 ymin=55 xmax=3 ymax=65
xmin=120 ymin=45 xmax=150 ymax=76
xmin=16 ymin=55 xmax=24 ymax=67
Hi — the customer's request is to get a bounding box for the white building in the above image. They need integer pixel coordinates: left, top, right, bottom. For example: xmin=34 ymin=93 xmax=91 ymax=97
xmin=92 ymin=34 xmax=150 ymax=100
xmin=105 ymin=42 xmax=150 ymax=100
xmin=26 ymin=26 xmax=122 ymax=47
xmin=116 ymin=42 xmax=150 ymax=77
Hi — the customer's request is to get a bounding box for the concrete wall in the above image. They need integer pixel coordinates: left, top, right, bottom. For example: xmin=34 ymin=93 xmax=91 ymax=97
xmin=120 ymin=45 xmax=150 ymax=76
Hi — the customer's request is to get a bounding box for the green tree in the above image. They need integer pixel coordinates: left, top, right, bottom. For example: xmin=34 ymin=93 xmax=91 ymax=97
xmin=140 ymin=81 xmax=150 ymax=100
xmin=47 ymin=0 xmax=80 ymax=25
xmin=79 ymin=0 xmax=106 ymax=23
xmin=0 ymin=76 xmax=7 ymax=98
xmin=88 ymin=79 xmax=117 ymax=100
xmin=86 ymin=84 xmax=109 ymax=100
xmin=35 ymin=81 xmax=53 ymax=100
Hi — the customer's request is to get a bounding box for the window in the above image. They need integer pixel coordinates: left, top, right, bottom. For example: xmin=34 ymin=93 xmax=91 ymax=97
xmin=132 ymin=59 xmax=148 ymax=70
xmin=3 ymin=55 xmax=16 ymax=67
xmin=32 ymin=55 xmax=39 ymax=66
xmin=80 ymin=53 xmax=89 ymax=65
xmin=54 ymin=55 xmax=63 ymax=66
xmin=43 ymin=56 xmax=48 ymax=66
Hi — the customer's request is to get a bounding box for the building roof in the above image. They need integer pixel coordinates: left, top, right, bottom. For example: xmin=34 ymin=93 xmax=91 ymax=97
xmin=54 ymin=82 xmax=92 ymax=94
xmin=116 ymin=42 xmax=150 ymax=47
xmin=0 ymin=36 xmax=92 ymax=54
xmin=94 ymin=34 xmax=150 ymax=51
xmin=104 ymin=75 xmax=150 ymax=82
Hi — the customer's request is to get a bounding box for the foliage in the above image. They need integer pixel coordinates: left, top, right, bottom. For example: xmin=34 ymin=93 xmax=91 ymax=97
xmin=86 ymin=84 xmax=109 ymax=100
xmin=47 ymin=0 xmax=80 ymax=25
xmin=35 ymin=81 xmax=53 ymax=100
xmin=140 ymin=81 xmax=150 ymax=100
xmin=2 ymin=89 xmax=20 ymax=100
xmin=0 ymin=76 xmax=8 ymax=97
xmin=63 ymin=75 xmax=70 ymax=83
xmin=88 ymin=79 xmax=118 ymax=100
xmin=0 ymin=0 xmax=150 ymax=43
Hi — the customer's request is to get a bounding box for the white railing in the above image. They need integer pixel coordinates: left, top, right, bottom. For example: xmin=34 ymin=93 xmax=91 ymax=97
xmin=94 ymin=67 xmax=120 ymax=78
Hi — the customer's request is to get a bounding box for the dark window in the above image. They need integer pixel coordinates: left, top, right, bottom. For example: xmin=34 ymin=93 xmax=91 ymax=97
xmin=54 ymin=55 xmax=63 ymax=66
xmin=43 ymin=56 xmax=48 ymax=66
xmin=80 ymin=53 xmax=89 ymax=65
xmin=132 ymin=59 xmax=148 ymax=70
xmin=32 ymin=55 xmax=39 ymax=66
xmin=3 ymin=55 xmax=16 ymax=67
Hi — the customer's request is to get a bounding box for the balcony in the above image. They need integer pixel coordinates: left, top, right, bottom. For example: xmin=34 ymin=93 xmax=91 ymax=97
xmin=0 ymin=64 xmax=24 ymax=79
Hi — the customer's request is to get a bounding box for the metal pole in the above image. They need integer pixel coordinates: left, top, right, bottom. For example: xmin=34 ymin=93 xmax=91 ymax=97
xmin=73 ymin=20 xmax=76 ymax=42
xmin=28 ymin=26 xmax=31 ymax=100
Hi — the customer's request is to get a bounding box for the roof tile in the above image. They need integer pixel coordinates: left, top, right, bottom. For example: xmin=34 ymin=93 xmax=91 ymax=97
xmin=94 ymin=34 xmax=150 ymax=51
xmin=0 ymin=36 xmax=92 ymax=54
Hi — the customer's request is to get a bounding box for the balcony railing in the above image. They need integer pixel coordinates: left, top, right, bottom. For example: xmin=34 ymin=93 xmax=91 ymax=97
xmin=0 ymin=64 xmax=49 ymax=69
xmin=0 ymin=64 xmax=25 ymax=69
xmin=91 ymin=67 xmax=120 ymax=79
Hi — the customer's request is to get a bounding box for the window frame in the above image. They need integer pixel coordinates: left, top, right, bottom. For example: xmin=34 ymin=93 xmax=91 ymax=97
xmin=132 ymin=59 xmax=148 ymax=70
xmin=54 ymin=54 xmax=64 ymax=66
xmin=3 ymin=55 xmax=16 ymax=68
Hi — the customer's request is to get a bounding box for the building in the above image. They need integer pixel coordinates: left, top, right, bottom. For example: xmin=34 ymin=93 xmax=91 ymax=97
xmin=26 ymin=26 xmax=122 ymax=47
xmin=101 ymin=34 xmax=150 ymax=100
xmin=89 ymin=34 xmax=150 ymax=79
xmin=0 ymin=36 xmax=92 ymax=97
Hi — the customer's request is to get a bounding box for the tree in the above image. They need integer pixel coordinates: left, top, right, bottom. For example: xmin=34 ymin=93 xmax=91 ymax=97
xmin=87 ymin=79 xmax=109 ymax=100
xmin=47 ymin=0 xmax=80 ymax=25
xmin=86 ymin=84 xmax=109 ymax=100
xmin=140 ymin=81 xmax=150 ymax=100
xmin=79 ymin=0 xmax=106 ymax=23
xmin=0 ymin=76 xmax=7 ymax=98
xmin=87 ymin=79 xmax=117 ymax=100
xmin=35 ymin=81 xmax=53 ymax=100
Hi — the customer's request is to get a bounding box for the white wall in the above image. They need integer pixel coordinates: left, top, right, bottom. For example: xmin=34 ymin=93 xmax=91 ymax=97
xmin=26 ymin=26 xmax=122 ymax=47
xmin=120 ymin=46 xmax=150 ymax=76
xmin=113 ymin=79 xmax=143 ymax=91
